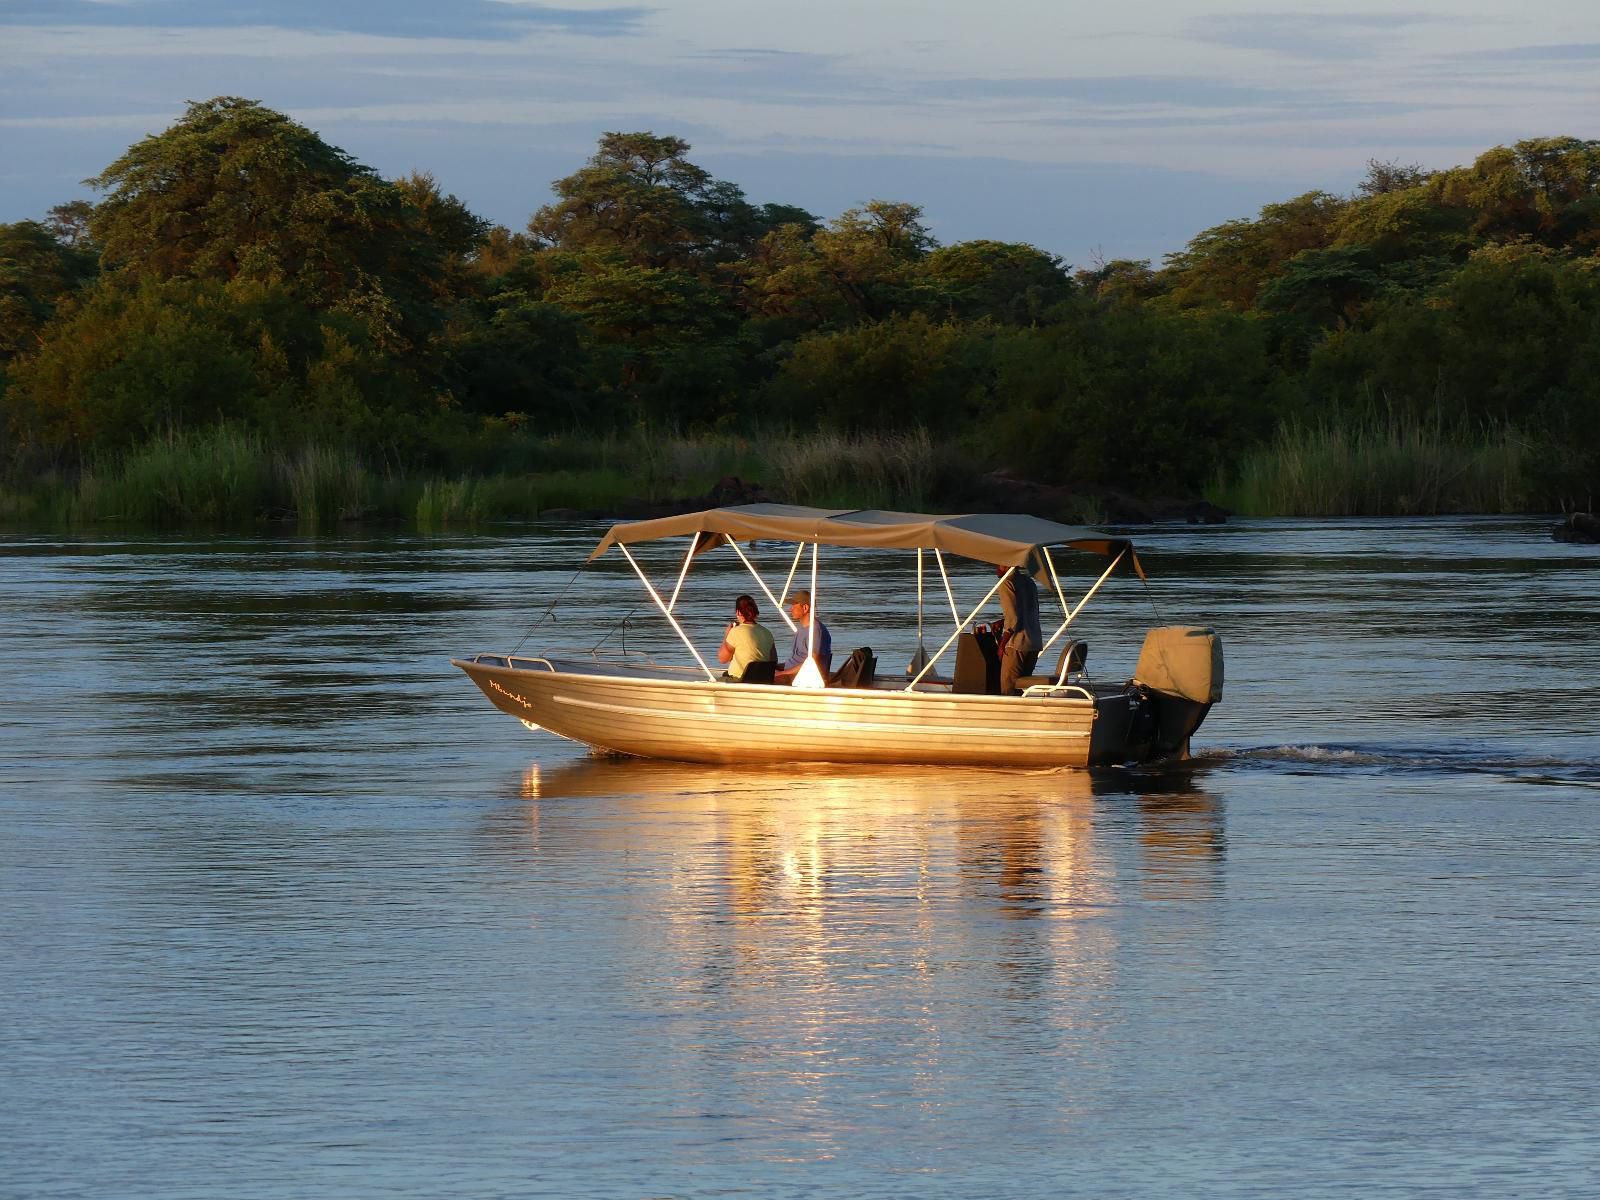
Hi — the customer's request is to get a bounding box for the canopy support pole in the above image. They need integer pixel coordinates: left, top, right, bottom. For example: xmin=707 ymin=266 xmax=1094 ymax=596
xmin=934 ymin=549 xmax=961 ymax=629
xmin=728 ymin=539 xmax=797 ymax=631
xmin=908 ymin=549 xmax=929 ymax=676
xmin=665 ymin=534 xmax=696 ymax=613
xmin=906 ymin=567 xmax=1014 ymax=691
xmin=618 ymin=543 xmax=717 ymax=682
xmin=1042 ymin=549 xmax=1125 ymax=653
xmin=1042 ymin=547 xmax=1069 ymax=629
xmin=807 ymin=543 xmax=819 ymax=662
xmin=779 ymin=543 xmax=804 ymax=615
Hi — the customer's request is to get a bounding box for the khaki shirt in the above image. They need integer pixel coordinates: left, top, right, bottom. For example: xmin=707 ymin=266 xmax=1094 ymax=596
xmin=725 ymin=621 xmax=776 ymax=679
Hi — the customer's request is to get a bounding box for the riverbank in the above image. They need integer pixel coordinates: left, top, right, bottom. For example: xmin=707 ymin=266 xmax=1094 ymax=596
xmin=0 ymin=420 xmax=1586 ymax=531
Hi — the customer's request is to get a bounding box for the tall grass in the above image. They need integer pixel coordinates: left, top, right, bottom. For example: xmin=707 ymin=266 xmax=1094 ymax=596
xmin=1 ymin=425 xmax=955 ymax=529
xmin=1209 ymin=416 xmax=1540 ymax=516
xmin=769 ymin=428 xmax=944 ymax=508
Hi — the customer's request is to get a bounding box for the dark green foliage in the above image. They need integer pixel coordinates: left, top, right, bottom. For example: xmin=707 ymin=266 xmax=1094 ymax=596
xmin=920 ymin=240 xmax=1074 ymax=323
xmin=1305 ymin=254 xmax=1600 ymax=429
xmin=86 ymin=97 xmax=486 ymax=350
xmin=976 ymin=303 xmax=1283 ymax=492
xmin=0 ymin=221 xmax=98 ymax=363
xmin=7 ymin=278 xmax=433 ymax=457
xmin=5 ymin=111 xmax=1599 ymax=518
xmin=1164 ymin=191 xmax=1347 ymax=310
xmin=764 ymin=313 xmax=989 ymax=431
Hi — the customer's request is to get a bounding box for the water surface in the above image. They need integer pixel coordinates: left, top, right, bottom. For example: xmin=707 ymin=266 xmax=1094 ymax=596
xmin=3 ymin=517 xmax=1597 ymax=1198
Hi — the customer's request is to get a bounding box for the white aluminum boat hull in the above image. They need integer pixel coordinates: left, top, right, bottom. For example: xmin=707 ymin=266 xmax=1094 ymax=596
xmin=453 ymin=658 xmax=1102 ymax=768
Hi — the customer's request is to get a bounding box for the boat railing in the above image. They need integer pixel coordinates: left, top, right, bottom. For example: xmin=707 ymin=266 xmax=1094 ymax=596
xmin=1019 ymin=683 xmax=1095 ymax=702
xmin=469 ymin=653 xmax=556 ymax=672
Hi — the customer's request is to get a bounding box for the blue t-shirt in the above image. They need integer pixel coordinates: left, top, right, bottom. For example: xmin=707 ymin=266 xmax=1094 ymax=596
xmin=784 ymin=618 xmax=832 ymax=670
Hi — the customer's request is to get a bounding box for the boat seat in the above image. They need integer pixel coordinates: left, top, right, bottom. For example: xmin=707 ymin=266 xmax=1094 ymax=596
xmin=1015 ymin=639 xmax=1088 ymax=692
xmin=735 ymin=660 xmax=777 ymax=685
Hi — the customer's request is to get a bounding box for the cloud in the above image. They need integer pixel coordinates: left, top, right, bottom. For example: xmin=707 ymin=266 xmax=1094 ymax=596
xmin=914 ymin=75 xmax=1290 ymax=109
xmin=1452 ymin=42 xmax=1600 ymax=62
xmin=1185 ymin=11 xmax=1440 ymax=59
xmin=0 ymin=0 xmax=654 ymax=39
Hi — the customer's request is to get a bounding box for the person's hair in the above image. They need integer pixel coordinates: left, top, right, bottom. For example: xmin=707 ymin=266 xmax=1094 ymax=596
xmin=734 ymin=594 xmax=759 ymax=623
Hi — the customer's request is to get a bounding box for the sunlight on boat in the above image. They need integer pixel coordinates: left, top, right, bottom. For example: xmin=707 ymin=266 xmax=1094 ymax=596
xmin=792 ymin=657 xmax=827 ymax=689
xmin=519 ymin=718 xmax=542 ymax=732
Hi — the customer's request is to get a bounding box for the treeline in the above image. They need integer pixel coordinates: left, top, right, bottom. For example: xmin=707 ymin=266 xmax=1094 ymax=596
xmin=2 ymin=97 xmax=1597 ymax=518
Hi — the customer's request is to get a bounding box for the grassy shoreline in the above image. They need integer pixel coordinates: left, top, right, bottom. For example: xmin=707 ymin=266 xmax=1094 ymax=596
xmin=1207 ymin=416 xmax=1589 ymax=517
xmin=0 ymin=420 xmax=1586 ymax=531
xmin=0 ymin=426 xmax=963 ymax=531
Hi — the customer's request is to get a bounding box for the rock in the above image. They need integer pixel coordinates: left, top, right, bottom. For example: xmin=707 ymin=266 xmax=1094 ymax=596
xmin=1149 ymin=497 xmax=1231 ymax=525
xmin=706 ymin=475 xmax=771 ymax=506
xmin=1552 ymin=511 xmax=1600 ymax=544
xmin=962 ymin=471 xmax=1225 ymax=527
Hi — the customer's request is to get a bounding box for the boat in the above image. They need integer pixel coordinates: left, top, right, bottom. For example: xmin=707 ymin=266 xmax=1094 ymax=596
xmin=452 ymin=504 xmax=1222 ymax=768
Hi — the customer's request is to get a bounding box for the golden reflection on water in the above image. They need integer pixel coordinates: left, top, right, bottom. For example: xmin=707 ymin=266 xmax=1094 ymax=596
xmin=505 ymin=756 xmax=1223 ymax=1152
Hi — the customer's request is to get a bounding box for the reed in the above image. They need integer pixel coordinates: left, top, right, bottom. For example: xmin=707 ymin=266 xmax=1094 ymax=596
xmin=1209 ymin=416 xmax=1539 ymax=517
xmin=5 ymin=425 xmax=953 ymax=529
xmin=88 ymin=425 xmax=273 ymax=525
xmin=769 ymin=428 xmax=943 ymax=509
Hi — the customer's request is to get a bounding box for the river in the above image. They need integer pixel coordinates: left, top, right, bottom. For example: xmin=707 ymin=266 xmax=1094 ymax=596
xmin=2 ymin=516 xmax=1597 ymax=1198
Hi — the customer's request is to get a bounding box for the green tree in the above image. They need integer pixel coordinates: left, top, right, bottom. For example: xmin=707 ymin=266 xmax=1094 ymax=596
xmin=1305 ymin=254 xmax=1600 ymax=428
xmin=1075 ymin=258 xmax=1161 ymax=306
xmin=975 ymin=303 xmax=1284 ymax=490
xmin=0 ymin=220 xmax=98 ymax=365
xmin=45 ymin=201 xmax=97 ymax=250
xmin=763 ymin=313 xmax=988 ymax=431
xmin=530 ymin=132 xmax=713 ymax=269
xmin=1164 ymin=191 xmax=1346 ymax=310
xmin=1356 ymin=158 xmax=1432 ymax=198
xmin=87 ymin=98 xmax=485 ymax=326
xmin=920 ymin=240 xmax=1073 ymax=323
xmin=1433 ymin=137 xmax=1600 ymax=249
xmin=7 ymin=277 xmax=434 ymax=457
xmin=739 ymin=201 xmax=938 ymax=327
xmin=541 ymin=253 xmax=743 ymax=426
xmin=444 ymin=291 xmax=587 ymax=424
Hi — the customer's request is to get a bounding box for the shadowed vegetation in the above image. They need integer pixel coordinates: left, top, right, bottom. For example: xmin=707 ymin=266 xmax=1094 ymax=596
xmin=3 ymin=102 xmax=1598 ymax=523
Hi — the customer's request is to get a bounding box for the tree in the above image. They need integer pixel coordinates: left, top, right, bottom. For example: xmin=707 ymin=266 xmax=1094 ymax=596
xmin=1164 ymin=191 xmax=1346 ymax=310
xmin=919 ymin=240 xmax=1073 ymax=323
xmin=86 ymin=97 xmax=485 ymax=327
xmin=45 ymin=201 xmax=96 ymax=250
xmin=738 ymin=201 xmax=938 ymax=327
xmin=975 ymin=306 xmax=1284 ymax=491
xmin=6 ymin=277 xmax=435 ymax=456
xmin=1357 ymin=158 xmax=1432 ymax=198
xmin=763 ymin=313 xmax=987 ymax=431
xmin=529 ymin=132 xmax=713 ymax=269
xmin=444 ymin=290 xmax=587 ymax=424
xmin=1074 ymin=258 xmax=1160 ymax=306
xmin=541 ymin=253 xmax=744 ymax=426
xmin=1433 ymin=137 xmax=1600 ymax=249
xmin=0 ymin=221 xmax=98 ymax=365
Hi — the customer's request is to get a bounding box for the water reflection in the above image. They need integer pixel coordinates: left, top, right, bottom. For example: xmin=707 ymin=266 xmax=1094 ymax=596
xmin=493 ymin=757 xmax=1226 ymax=1160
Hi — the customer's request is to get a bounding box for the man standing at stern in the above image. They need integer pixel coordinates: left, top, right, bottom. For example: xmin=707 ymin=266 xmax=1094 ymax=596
xmin=996 ymin=563 xmax=1042 ymax=694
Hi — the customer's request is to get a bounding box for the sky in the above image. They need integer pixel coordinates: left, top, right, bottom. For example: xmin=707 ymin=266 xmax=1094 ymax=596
xmin=3 ymin=1 xmax=1598 ymax=265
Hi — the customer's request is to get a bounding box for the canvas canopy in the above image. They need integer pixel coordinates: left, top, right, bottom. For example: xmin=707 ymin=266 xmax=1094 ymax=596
xmin=588 ymin=504 xmax=1142 ymax=576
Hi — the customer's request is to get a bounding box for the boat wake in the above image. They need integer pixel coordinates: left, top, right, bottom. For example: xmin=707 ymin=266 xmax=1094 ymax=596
xmin=1198 ymin=743 xmax=1600 ymax=788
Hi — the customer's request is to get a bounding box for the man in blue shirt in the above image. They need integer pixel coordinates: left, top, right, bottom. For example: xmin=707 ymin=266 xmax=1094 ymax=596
xmin=775 ymin=588 xmax=832 ymax=684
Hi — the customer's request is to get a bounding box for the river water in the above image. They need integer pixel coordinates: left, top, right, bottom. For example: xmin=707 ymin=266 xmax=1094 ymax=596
xmin=3 ymin=517 xmax=1597 ymax=1199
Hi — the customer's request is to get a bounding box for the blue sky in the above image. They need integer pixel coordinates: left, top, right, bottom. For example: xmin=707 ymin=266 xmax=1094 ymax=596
xmin=3 ymin=1 xmax=1598 ymax=265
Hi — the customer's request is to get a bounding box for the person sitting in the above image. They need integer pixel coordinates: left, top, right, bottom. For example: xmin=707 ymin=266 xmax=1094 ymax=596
xmin=717 ymin=594 xmax=777 ymax=682
xmin=775 ymin=588 xmax=832 ymax=684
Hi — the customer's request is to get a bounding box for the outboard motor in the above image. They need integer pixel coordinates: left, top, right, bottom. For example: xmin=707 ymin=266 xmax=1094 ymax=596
xmin=1131 ymin=626 xmax=1224 ymax=759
